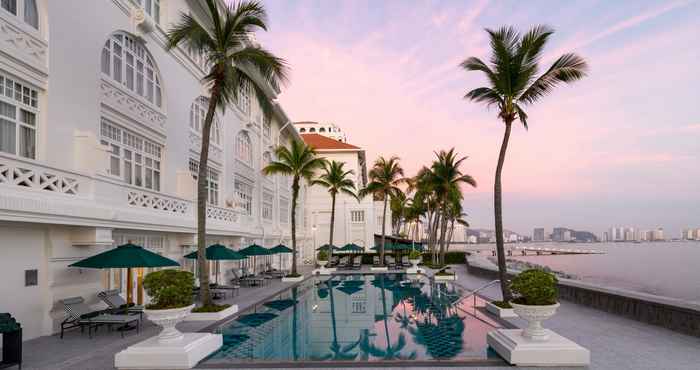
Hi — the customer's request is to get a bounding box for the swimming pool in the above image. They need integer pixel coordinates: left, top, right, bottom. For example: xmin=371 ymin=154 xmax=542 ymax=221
xmin=200 ymin=274 xmax=505 ymax=367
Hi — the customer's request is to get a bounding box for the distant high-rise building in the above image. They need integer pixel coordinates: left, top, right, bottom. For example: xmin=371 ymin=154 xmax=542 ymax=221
xmin=653 ymin=228 xmax=664 ymax=241
xmin=533 ymin=228 xmax=545 ymax=242
xmin=552 ymin=227 xmax=568 ymax=242
xmin=624 ymin=227 xmax=635 ymax=241
xmin=602 ymin=231 xmax=609 ymax=242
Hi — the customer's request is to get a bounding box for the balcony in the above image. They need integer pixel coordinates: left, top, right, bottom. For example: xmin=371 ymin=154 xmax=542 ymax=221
xmin=0 ymin=154 xmax=245 ymax=233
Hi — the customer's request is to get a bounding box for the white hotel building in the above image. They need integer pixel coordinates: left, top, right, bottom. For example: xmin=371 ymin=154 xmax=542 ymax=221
xmin=0 ymin=0 xmax=312 ymax=340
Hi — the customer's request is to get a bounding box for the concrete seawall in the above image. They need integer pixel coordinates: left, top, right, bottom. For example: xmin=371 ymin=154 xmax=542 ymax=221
xmin=466 ymin=257 xmax=700 ymax=337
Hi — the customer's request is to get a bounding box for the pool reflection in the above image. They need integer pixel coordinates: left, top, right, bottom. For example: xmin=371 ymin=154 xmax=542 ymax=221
xmin=208 ymin=274 xmax=500 ymax=364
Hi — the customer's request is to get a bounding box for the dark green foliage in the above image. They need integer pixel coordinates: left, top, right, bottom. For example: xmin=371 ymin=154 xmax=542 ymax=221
xmin=408 ymin=250 xmax=422 ymax=260
xmin=510 ymin=269 xmax=558 ymax=305
xmin=420 ymin=251 xmax=465 ymax=265
xmin=492 ymin=300 xmax=513 ymax=309
xmin=317 ymin=250 xmax=328 ymax=261
xmin=143 ymin=270 xmax=194 ymax=309
xmin=192 ymin=304 xmax=231 ymax=313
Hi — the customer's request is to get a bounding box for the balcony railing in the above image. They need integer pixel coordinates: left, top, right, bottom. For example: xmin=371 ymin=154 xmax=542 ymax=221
xmin=0 ymin=155 xmax=84 ymax=196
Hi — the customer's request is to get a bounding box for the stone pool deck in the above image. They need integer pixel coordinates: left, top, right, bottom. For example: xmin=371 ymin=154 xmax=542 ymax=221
xmin=17 ymin=264 xmax=700 ymax=369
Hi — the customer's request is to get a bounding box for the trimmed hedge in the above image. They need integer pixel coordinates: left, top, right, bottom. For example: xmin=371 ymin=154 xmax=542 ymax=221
xmin=346 ymin=251 xmax=467 ymax=265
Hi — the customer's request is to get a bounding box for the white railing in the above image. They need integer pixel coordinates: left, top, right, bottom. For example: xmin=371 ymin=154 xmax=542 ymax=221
xmin=126 ymin=190 xmax=189 ymax=214
xmin=206 ymin=205 xmax=238 ymax=223
xmin=0 ymin=156 xmax=82 ymax=195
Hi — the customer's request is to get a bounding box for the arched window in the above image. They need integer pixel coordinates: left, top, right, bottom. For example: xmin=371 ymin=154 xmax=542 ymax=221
xmin=319 ymin=127 xmax=325 ymax=132
xmin=262 ymin=151 xmax=271 ymax=166
xmin=1 ymin=0 xmax=38 ymax=29
xmin=190 ymin=96 xmax=220 ymax=146
xmin=299 ymin=128 xmax=306 ymax=133
xmin=236 ymin=131 xmax=252 ymax=164
xmin=101 ymin=32 xmax=163 ymax=108
xmin=309 ymin=127 xmax=316 ymax=133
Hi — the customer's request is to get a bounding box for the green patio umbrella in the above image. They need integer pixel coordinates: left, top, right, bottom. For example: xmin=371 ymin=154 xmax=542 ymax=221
xmin=239 ymin=244 xmax=272 ymax=275
xmin=339 ymin=243 xmax=363 ymax=253
xmin=262 ymin=299 xmax=298 ymax=311
xmin=236 ymin=312 xmax=278 ymax=327
xmin=70 ymin=242 xmax=179 ymax=304
xmin=184 ymin=244 xmax=246 ymax=285
xmin=337 ymin=285 xmax=363 ymax=296
xmin=316 ymin=244 xmax=339 ymax=252
xmin=269 ymin=244 xmax=292 ymax=272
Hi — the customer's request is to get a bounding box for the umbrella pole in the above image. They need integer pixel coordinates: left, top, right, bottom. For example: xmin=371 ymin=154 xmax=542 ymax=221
xmin=137 ymin=268 xmax=144 ymax=305
xmin=126 ymin=267 xmax=133 ymax=304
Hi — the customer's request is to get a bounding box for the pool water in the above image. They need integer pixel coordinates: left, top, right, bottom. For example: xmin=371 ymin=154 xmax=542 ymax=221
xmin=202 ymin=274 xmax=504 ymax=366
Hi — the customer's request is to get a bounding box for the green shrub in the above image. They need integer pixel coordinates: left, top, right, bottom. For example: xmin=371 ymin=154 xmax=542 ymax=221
xmin=510 ymin=269 xmax=558 ymax=305
xmin=408 ymin=250 xmax=422 ymax=260
xmin=317 ymin=250 xmax=328 ymax=261
xmin=192 ymin=304 xmax=231 ymax=313
xmin=143 ymin=270 xmax=194 ymax=309
xmin=492 ymin=300 xmax=512 ymax=309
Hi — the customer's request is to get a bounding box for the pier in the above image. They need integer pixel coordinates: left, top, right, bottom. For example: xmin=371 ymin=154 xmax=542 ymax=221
xmin=462 ymin=245 xmax=605 ymax=256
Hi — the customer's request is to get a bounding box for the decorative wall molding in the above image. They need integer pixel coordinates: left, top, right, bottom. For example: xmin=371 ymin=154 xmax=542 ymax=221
xmin=100 ymin=79 xmax=166 ymax=133
xmin=127 ymin=191 xmax=189 ymax=214
xmin=0 ymin=160 xmax=80 ymax=195
xmin=188 ymin=131 xmax=223 ymax=163
xmin=0 ymin=14 xmax=48 ymax=74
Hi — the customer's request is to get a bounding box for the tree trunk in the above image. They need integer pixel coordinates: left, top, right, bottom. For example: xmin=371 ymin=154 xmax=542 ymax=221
xmin=291 ymin=177 xmax=299 ymax=275
xmin=438 ymin=205 xmax=449 ymax=266
xmin=446 ymin=219 xmax=455 ymax=252
xmin=495 ymin=121 xmax=513 ymax=302
xmin=380 ymin=197 xmax=387 ymax=266
xmin=196 ymin=83 xmax=221 ymax=307
xmin=328 ymin=192 xmax=336 ymax=260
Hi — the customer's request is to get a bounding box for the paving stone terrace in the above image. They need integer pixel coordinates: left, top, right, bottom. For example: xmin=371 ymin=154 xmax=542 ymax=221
xmin=18 ymin=264 xmax=700 ymax=370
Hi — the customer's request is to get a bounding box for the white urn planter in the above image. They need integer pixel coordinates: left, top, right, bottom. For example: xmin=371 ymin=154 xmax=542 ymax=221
xmin=434 ymin=273 xmax=456 ymax=281
xmin=486 ymin=301 xmax=517 ymax=318
xmin=146 ymin=304 xmax=195 ymax=342
xmin=282 ymin=275 xmax=304 ymax=283
xmin=510 ymin=302 xmax=560 ymax=341
xmin=115 ymin=304 xmax=223 ymax=369
xmin=185 ymin=304 xmax=239 ymax=321
xmin=409 ymin=259 xmax=421 ymax=269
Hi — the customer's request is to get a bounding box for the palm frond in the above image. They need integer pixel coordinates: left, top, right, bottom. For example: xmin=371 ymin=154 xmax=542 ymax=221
xmin=518 ymin=53 xmax=588 ymax=105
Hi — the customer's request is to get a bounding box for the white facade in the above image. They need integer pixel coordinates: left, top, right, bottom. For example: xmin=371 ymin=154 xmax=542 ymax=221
xmin=294 ymin=121 xmax=347 ymax=142
xmin=0 ymin=0 xmax=310 ymax=341
xmin=300 ymin=138 xmax=388 ymax=258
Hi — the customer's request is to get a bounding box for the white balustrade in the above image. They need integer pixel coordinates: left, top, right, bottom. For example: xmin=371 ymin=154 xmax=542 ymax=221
xmin=0 ymin=156 xmax=81 ymax=195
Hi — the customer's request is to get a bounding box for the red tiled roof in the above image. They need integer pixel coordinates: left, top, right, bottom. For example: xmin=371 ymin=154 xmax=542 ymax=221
xmin=300 ymin=134 xmax=360 ymax=150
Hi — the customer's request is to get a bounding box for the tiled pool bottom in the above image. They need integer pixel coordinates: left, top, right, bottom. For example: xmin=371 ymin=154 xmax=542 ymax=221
xmin=200 ymin=274 xmax=505 ymax=367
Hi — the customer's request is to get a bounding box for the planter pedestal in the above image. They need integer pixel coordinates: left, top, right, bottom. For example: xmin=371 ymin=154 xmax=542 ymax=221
xmin=487 ymin=329 xmax=590 ymax=366
xmin=370 ymin=267 xmax=388 ymax=272
xmin=115 ymin=332 xmax=222 ymax=369
xmin=115 ymin=304 xmax=222 ymax=369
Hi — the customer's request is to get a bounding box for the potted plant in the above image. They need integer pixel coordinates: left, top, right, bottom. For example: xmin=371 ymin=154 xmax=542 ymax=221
xmin=408 ymin=250 xmax=422 ymax=268
xmin=142 ymin=269 xmax=195 ymax=342
xmin=509 ymin=269 xmax=560 ymax=341
xmin=485 ymin=300 xmax=517 ymax=318
xmin=434 ymin=266 xmax=456 ymax=281
xmin=317 ymin=250 xmax=329 ymax=268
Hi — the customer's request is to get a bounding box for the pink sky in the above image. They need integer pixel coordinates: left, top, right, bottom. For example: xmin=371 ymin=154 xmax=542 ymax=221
xmin=257 ymin=0 xmax=700 ymax=236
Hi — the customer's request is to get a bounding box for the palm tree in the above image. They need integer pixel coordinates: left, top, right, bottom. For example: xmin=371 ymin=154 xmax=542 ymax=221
xmin=390 ymin=189 xmax=409 ymax=236
xmin=311 ymin=161 xmax=357 ymax=260
xmin=263 ymin=140 xmax=325 ymax=275
xmin=166 ymin=0 xmax=288 ymax=305
xmin=360 ymin=156 xmax=404 ymax=267
xmin=429 ymin=149 xmax=476 ymax=265
xmin=461 ymin=25 xmax=587 ymax=301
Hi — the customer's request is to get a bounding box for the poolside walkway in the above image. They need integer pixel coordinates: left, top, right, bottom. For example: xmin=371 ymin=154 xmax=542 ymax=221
xmin=19 ymin=265 xmax=314 ymax=370
xmin=17 ymin=263 xmax=700 ymax=370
